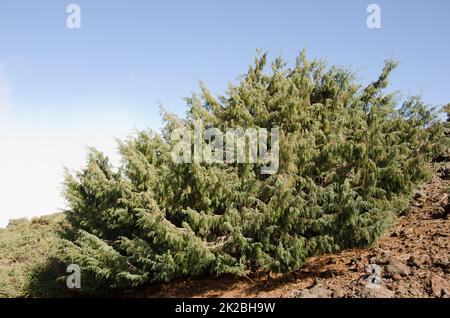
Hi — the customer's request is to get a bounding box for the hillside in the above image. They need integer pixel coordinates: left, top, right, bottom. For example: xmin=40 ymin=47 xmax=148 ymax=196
xmin=123 ymin=162 xmax=450 ymax=298
xmin=0 ymin=163 xmax=449 ymax=298
xmin=0 ymin=213 xmax=65 ymax=297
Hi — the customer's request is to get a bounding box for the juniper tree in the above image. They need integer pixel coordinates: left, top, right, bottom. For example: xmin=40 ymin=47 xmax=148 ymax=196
xmin=62 ymin=51 xmax=447 ymax=293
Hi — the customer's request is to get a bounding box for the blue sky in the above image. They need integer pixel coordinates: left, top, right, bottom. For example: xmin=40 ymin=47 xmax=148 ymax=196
xmin=1 ymin=0 xmax=450 ymax=226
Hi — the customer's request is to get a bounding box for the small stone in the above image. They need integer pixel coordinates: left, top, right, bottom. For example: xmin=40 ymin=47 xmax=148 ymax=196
xmin=297 ymin=286 xmax=333 ymax=298
xmin=372 ymin=255 xmax=391 ymax=265
xmin=400 ymin=206 xmax=420 ymax=216
xmin=439 ymin=168 xmax=450 ymax=180
xmin=349 ymin=280 xmax=358 ymax=288
xmin=332 ymin=289 xmax=347 ymax=298
xmin=412 ymin=203 xmax=423 ymax=209
xmin=361 ymin=285 xmax=395 ymax=298
xmin=413 ymin=190 xmax=423 ymax=200
xmin=431 ymin=255 xmax=450 ymax=272
xmin=367 ymin=264 xmax=382 ymax=276
xmin=433 ymin=198 xmax=450 ymax=219
xmin=408 ymin=254 xmax=432 ymax=267
xmin=366 ymin=264 xmax=383 ymax=285
xmin=321 ymin=268 xmax=344 ymax=278
xmin=384 ymin=260 xmax=411 ymax=278
xmin=399 ymin=229 xmax=413 ymax=239
xmin=429 ymin=275 xmax=450 ymax=298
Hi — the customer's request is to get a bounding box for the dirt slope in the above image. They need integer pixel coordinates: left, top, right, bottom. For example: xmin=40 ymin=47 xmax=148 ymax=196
xmin=124 ymin=164 xmax=450 ymax=298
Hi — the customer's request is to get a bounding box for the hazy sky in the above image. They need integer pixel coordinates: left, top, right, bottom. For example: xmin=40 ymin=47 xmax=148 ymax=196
xmin=1 ymin=0 xmax=450 ymax=227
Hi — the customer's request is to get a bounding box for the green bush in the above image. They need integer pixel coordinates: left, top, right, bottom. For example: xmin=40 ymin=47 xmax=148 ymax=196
xmin=62 ymin=51 xmax=447 ymax=293
xmin=0 ymin=214 xmax=66 ymax=297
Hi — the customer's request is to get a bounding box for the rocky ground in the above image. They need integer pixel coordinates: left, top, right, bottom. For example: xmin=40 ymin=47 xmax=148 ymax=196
xmin=2 ymin=166 xmax=448 ymax=299
xmin=126 ymin=163 xmax=450 ymax=298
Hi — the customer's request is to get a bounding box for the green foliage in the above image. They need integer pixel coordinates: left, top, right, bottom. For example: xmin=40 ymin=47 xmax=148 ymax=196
xmin=62 ymin=51 xmax=447 ymax=294
xmin=0 ymin=214 xmax=66 ymax=298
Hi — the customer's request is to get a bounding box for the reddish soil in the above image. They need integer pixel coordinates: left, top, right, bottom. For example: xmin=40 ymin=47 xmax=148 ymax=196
xmin=122 ymin=164 xmax=450 ymax=298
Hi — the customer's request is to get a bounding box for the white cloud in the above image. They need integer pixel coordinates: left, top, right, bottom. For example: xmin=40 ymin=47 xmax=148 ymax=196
xmin=0 ymin=80 xmax=144 ymax=227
